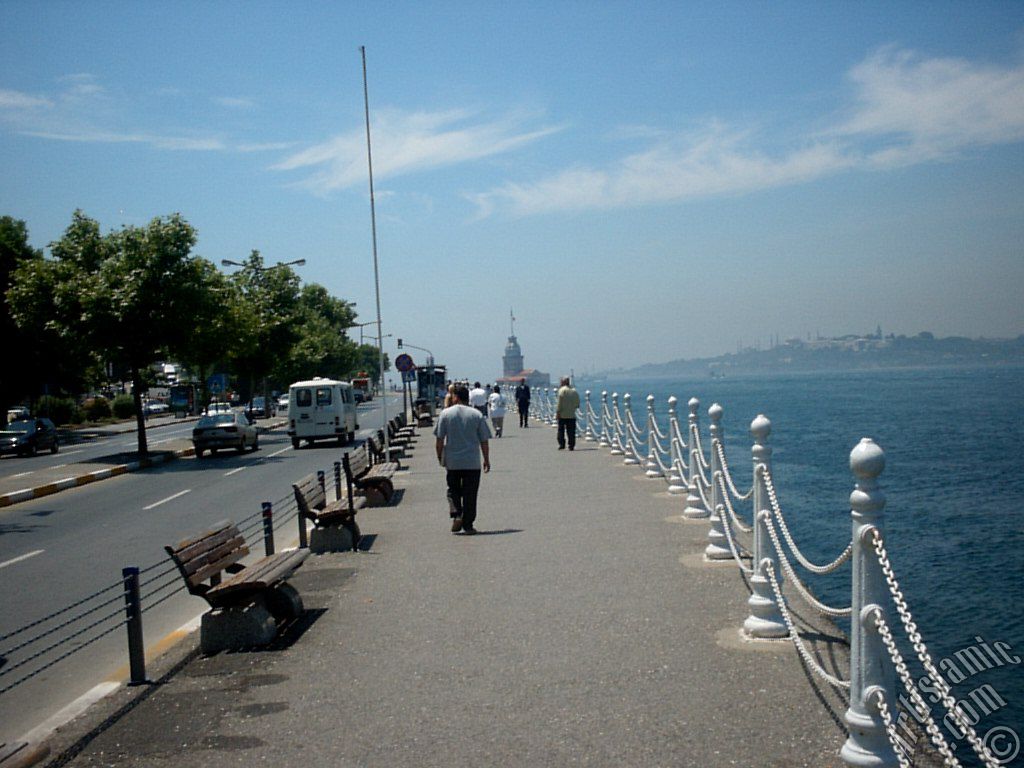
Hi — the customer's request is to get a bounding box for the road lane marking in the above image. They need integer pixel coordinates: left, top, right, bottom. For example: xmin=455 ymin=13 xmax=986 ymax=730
xmin=0 ymin=549 xmax=44 ymax=569
xmin=142 ymin=488 xmax=191 ymax=510
xmin=58 ymin=449 xmax=84 ymax=457
xmin=9 ymin=470 xmax=34 ymax=479
xmin=224 ymin=444 xmax=292 ymax=476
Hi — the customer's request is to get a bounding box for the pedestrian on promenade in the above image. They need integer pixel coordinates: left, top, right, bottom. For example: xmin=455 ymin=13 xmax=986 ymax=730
xmin=515 ymin=378 xmax=530 ymax=427
xmin=555 ymin=376 xmax=580 ymax=451
xmin=488 ymin=384 xmax=507 ymax=437
xmin=469 ymin=381 xmax=488 ymax=416
xmin=435 ymin=384 xmax=491 ymax=534
xmin=443 ymin=383 xmax=456 ymax=409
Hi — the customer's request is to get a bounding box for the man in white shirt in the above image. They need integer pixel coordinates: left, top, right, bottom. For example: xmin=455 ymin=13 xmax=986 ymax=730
xmin=434 ymin=385 xmax=491 ymax=534
xmin=468 ymin=381 xmax=488 ymax=416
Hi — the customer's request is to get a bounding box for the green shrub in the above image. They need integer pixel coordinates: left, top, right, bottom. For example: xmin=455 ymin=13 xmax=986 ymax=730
xmin=37 ymin=395 xmax=83 ymax=426
xmin=112 ymin=394 xmax=136 ymax=419
xmin=85 ymin=396 xmax=112 ymax=421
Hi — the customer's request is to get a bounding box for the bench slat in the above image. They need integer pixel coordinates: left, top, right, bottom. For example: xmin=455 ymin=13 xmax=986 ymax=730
xmin=206 ymin=550 xmax=309 ymax=603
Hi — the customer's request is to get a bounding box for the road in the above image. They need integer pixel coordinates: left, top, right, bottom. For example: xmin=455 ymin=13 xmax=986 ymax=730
xmin=0 ymin=396 xmax=402 ymax=743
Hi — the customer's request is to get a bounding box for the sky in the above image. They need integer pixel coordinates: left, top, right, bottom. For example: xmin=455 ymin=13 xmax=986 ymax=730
xmin=2 ymin=1 xmax=1023 ymax=382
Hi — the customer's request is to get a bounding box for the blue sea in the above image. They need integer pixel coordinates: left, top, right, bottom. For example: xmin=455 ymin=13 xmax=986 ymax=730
xmin=590 ymin=366 xmax=1023 ymax=765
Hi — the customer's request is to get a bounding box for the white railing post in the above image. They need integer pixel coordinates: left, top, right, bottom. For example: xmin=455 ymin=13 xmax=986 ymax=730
xmin=548 ymin=387 xmax=557 ymax=427
xmin=609 ymin=393 xmax=624 ymax=455
xmin=645 ymin=395 xmax=663 ymax=477
xmin=666 ymin=397 xmax=687 ymax=494
xmin=705 ymin=403 xmax=731 ymax=560
xmin=743 ymin=414 xmax=787 ymax=638
xmin=584 ymin=390 xmax=596 ymax=441
xmin=599 ymin=391 xmax=611 ymax=447
xmin=841 ymin=438 xmax=898 ymax=767
xmin=622 ymin=393 xmax=640 ymax=465
xmin=683 ymin=397 xmax=708 ymax=518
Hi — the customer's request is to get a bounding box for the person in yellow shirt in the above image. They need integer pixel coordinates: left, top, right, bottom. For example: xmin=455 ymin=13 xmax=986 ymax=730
xmin=555 ymin=377 xmax=580 ymax=451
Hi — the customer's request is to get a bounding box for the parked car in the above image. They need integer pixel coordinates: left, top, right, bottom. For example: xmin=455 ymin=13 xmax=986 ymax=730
xmin=143 ymin=400 xmax=169 ymax=415
xmin=0 ymin=418 xmax=59 ymax=457
xmin=277 ymin=394 xmax=289 ymax=414
xmin=192 ymin=412 xmax=258 ymax=457
xmin=205 ymin=401 xmax=233 ymax=415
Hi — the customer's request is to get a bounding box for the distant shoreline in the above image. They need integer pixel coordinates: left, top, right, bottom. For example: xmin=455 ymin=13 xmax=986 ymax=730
xmin=588 ymin=334 xmax=1024 ymax=381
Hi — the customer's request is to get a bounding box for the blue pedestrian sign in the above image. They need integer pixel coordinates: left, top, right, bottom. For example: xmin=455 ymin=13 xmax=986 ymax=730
xmin=207 ymin=373 xmax=228 ymax=394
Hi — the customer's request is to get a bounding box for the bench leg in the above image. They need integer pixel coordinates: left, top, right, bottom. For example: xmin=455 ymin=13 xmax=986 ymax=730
xmin=309 ymin=522 xmax=360 ymax=554
xmin=265 ymin=583 xmax=304 ymax=623
xmin=200 ymin=602 xmax=277 ymax=654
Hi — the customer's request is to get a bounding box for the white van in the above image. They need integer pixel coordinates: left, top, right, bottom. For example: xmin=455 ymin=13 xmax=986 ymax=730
xmin=287 ymin=378 xmax=358 ymax=449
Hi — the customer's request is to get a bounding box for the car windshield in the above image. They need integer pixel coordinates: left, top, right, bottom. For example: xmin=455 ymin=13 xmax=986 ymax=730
xmin=7 ymin=422 xmax=33 ymax=433
xmin=196 ymin=414 xmax=236 ymax=428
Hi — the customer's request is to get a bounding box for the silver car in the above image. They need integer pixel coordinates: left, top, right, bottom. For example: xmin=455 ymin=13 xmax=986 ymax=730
xmin=192 ymin=412 xmax=258 ymax=457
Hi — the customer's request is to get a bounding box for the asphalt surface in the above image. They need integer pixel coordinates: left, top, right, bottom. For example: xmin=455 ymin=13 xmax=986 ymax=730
xmin=28 ymin=410 xmax=859 ymax=768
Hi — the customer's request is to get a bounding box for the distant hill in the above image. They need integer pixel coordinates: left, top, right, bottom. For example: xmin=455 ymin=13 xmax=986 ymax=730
xmin=598 ymin=333 xmax=1024 ymax=379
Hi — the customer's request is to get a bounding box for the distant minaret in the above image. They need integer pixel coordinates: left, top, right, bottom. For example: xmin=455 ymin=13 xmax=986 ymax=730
xmin=503 ymin=307 xmax=524 ymax=378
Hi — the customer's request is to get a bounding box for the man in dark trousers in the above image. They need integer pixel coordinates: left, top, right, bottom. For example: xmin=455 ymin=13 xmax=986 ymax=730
xmin=434 ymin=385 xmax=491 ymax=534
xmin=515 ymin=378 xmax=531 ymax=427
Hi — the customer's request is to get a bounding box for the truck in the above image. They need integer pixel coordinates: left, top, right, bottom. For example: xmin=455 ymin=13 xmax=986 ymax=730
xmin=351 ymin=375 xmax=373 ymax=402
xmin=287 ymin=378 xmax=358 ymax=449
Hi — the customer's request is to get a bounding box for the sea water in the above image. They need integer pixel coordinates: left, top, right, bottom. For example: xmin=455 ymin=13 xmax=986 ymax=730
xmin=590 ymin=366 xmax=1023 ymax=764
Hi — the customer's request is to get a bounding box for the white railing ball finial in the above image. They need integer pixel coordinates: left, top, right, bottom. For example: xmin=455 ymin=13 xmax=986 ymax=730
xmin=850 ymin=437 xmax=885 ymax=480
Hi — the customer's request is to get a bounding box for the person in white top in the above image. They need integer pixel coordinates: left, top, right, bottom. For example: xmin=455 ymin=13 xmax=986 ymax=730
xmin=468 ymin=382 xmax=488 ymax=416
xmin=487 ymin=384 xmax=508 ymax=437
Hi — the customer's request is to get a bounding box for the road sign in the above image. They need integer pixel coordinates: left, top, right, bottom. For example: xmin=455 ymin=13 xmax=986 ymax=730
xmin=207 ymin=373 xmax=228 ymax=394
xmin=401 ymin=370 xmax=416 ymax=384
xmin=395 ymin=353 xmax=415 ymax=372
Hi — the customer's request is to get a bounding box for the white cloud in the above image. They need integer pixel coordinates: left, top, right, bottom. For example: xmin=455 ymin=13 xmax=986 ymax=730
xmin=273 ymin=108 xmax=563 ymax=193
xmin=213 ymin=96 xmax=256 ymax=110
xmin=0 ymin=88 xmax=53 ymax=110
xmin=23 ymin=129 xmax=225 ymax=151
xmin=474 ymin=47 xmax=1024 ymax=217
xmin=833 ymin=47 xmax=1024 ymax=165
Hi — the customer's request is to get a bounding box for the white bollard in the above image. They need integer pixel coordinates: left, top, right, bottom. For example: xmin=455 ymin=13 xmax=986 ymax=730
xmin=683 ymin=397 xmax=708 ymax=518
xmin=666 ymin=397 xmax=687 ymax=494
xmin=840 ymin=439 xmax=899 ymax=767
xmin=622 ymin=393 xmax=641 ymax=465
xmin=742 ymin=414 xmax=787 ymax=638
xmin=705 ymin=403 xmax=731 ymax=560
xmin=599 ymin=391 xmax=611 ymax=447
xmin=609 ymin=392 xmax=624 ymax=455
xmin=645 ymin=395 xmax=663 ymax=477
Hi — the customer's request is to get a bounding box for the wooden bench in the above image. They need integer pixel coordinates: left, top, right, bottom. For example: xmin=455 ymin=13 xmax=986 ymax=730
xmin=292 ymin=472 xmax=363 ymax=553
xmin=343 ymin=443 xmax=395 ymax=506
xmin=165 ymin=520 xmax=309 ymax=653
xmin=387 ymin=417 xmax=415 ymax=449
xmin=369 ymin=430 xmax=405 ymax=469
xmin=0 ymin=742 xmax=49 ymax=768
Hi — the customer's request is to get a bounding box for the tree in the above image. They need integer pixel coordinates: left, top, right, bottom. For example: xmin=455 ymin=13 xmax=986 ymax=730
xmin=273 ymin=284 xmax=360 ymax=385
xmin=0 ymin=217 xmax=42 ymax=425
xmin=4 ymin=214 xmax=99 ymax=423
xmin=355 ymin=344 xmax=390 ymax=388
xmin=10 ymin=211 xmax=225 ymax=454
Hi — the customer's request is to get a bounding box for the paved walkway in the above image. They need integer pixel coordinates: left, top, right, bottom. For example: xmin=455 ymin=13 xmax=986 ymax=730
xmin=39 ymin=414 xmax=852 ymax=767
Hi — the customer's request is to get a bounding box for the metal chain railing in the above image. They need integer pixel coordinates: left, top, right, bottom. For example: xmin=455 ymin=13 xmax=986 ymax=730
xmin=761 ymin=466 xmax=853 ymax=574
xmin=869 ymin=528 xmax=1002 ymax=767
xmin=763 ymin=558 xmax=851 ymax=689
xmin=714 ymin=440 xmax=754 ymax=501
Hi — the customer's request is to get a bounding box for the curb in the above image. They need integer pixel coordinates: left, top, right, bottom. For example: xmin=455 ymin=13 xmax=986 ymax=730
xmin=0 ymin=447 xmax=196 ymax=508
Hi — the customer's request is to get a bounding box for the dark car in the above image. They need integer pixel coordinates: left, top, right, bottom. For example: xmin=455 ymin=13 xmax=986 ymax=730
xmin=0 ymin=418 xmax=59 ymax=457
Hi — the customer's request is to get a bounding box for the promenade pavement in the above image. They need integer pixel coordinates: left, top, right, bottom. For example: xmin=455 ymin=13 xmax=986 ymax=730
xmin=37 ymin=412 xmax=853 ymax=768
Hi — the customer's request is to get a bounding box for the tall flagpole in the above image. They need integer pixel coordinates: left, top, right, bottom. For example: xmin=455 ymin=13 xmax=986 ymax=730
xmin=361 ymin=45 xmax=389 ymax=460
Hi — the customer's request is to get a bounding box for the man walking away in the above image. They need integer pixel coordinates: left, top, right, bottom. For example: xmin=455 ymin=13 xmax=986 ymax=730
xmin=555 ymin=377 xmax=580 ymax=451
xmin=435 ymin=385 xmax=491 ymax=534
xmin=515 ymin=378 xmax=531 ymax=427
xmin=469 ymin=382 xmax=488 ymax=416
